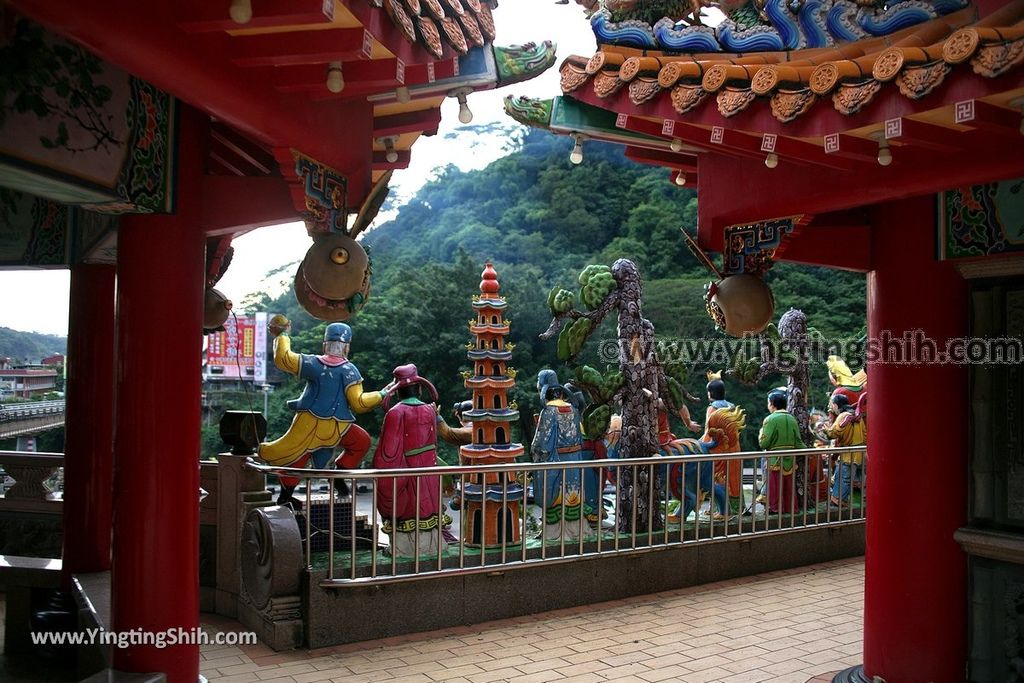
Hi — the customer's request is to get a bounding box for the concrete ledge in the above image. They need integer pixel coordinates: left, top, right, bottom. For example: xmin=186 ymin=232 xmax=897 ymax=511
xmin=305 ymin=523 xmax=865 ymax=648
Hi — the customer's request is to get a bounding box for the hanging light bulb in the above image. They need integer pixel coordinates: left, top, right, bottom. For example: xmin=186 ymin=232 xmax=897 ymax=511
xmin=383 ymin=137 xmax=398 ymax=163
xmin=674 ymin=172 xmax=687 ymax=186
xmin=457 ymin=93 xmax=473 ymax=124
xmin=569 ymin=134 xmax=584 ymax=165
xmin=326 ymin=61 xmax=345 ymax=94
xmin=877 ymin=139 xmax=892 ymax=166
xmin=229 ymin=0 xmax=252 ymax=24
xmin=395 ymin=86 xmax=411 ymax=104
xmin=670 ymin=138 xmax=683 ymax=153
xmin=764 ymin=152 xmax=779 ymax=169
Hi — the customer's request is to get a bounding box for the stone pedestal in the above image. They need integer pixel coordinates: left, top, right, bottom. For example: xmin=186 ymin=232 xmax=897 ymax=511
xmin=214 ymin=454 xmax=270 ymax=618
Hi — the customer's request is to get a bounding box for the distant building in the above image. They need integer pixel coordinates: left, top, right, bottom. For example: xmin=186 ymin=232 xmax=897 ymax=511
xmin=41 ymin=353 xmax=65 ymax=366
xmin=0 ymin=368 xmax=58 ymax=398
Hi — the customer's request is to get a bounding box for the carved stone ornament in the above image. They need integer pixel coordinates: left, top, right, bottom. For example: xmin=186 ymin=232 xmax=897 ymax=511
xmin=240 ymin=507 xmax=302 ymax=611
xmin=628 ymin=77 xmax=661 ymax=105
xmin=832 ymin=79 xmax=882 ymax=115
xmin=717 ymin=87 xmax=756 ymax=117
xmin=973 ymin=38 xmax=1024 ymax=78
xmin=560 ymin=62 xmax=590 ymax=93
xmin=439 ymin=16 xmax=469 ymax=54
xmin=671 ymin=84 xmax=709 ymax=114
xmin=809 ymin=62 xmax=840 ymax=95
xmin=416 ymin=15 xmax=445 ymax=60
xmin=4 ymin=463 xmax=58 ymax=501
xmin=896 ymin=61 xmax=951 ymax=99
xmin=594 ymin=71 xmax=626 ymax=98
xmin=771 ymin=89 xmax=817 ymax=122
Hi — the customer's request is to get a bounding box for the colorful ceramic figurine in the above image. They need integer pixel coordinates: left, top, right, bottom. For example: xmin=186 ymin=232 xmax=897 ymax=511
xmin=532 ymin=370 xmax=592 ymax=541
xmin=662 ymin=406 xmax=746 ymax=522
xmin=373 ymin=364 xmax=449 ymax=557
xmin=563 ymin=381 xmax=608 ymax=528
xmin=259 ymin=316 xmax=394 ymax=508
xmin=827 ymin=355 xmax=867 ymax=408
xmin=759 ymin=388 xmax=802 ymax=514
xmin=705 ymin=370 xmax=742 ymax=513
xmin=821 ymin=393 xmax=867 ymax=507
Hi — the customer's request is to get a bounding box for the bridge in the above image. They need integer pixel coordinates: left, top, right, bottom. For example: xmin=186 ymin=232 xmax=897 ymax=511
xmin=0 ymin=400 xmax=66 ymax=441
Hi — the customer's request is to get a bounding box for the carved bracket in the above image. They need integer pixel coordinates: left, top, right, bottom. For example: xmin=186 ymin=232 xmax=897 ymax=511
xmin=274 ymin=149 xmax=349 ymax=236
xmin=722 ymin=215 xmax=808 ymax=276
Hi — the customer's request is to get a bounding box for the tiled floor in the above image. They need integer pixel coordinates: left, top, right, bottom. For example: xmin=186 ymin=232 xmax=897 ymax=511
xmin=201 ymin=557 xmax=863 ymax=683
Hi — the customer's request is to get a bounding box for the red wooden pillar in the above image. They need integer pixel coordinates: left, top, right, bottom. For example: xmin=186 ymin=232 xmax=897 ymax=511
xmin=62 ymin=264 xmax=116 ymax=580
xmin=111 ymin=105 xmax=207 ymax=681
xmin=861 ymin=196 xmax=968 ymax=682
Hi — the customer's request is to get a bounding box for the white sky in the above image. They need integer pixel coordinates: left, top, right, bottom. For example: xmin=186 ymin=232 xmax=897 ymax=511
xmin=0 ymin=2 xmax=597 ymax=335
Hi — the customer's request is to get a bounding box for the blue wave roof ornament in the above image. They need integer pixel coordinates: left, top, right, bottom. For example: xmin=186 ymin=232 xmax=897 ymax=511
xmin=588 ymin=0 xmax=969 ymax=53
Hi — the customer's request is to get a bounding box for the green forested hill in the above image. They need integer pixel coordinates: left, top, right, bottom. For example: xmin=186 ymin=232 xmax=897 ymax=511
xmin=236 ymin=129 xmax=866 ymax=458
xmin=0 ymin=327 xmax=66 ymax=363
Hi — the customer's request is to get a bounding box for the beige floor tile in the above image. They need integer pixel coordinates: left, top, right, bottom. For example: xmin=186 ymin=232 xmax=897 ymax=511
xmin=202 ymin=558 xmax=865 ymax=683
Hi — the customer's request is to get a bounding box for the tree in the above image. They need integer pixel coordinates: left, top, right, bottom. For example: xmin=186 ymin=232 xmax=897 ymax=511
xmin=541 ymin=259 xmax=692 ymax=533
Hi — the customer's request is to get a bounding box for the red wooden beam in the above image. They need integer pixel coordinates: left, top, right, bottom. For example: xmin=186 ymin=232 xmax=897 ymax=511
xmin=764 ymin=133 xmax=852 ymax=171
xmin=373 ymin=109 xmax=443 ymax=137
xmin=341 ymin=0 xmax=443 ymax=70
xmin=178 ymin=0 xmax=334 ymax=33
xmin=624 ymin=146 xmax=698 ymax=172
xmin=883 ymin=117 xmax=958 ymax=152
xmin=209 ymin=122 xmax=276 ymax=175
xmin=201 ymin=176 xmax=299 ymax=235
xmin=208 ymin=151 xmax=247 ymax=176
xmin=404 ymin=58 xmax=460 ymax=86
xmin=273 ymin=58 xmax=404 ymax=94
xmin=775 ymin=224 xmax=872 ymax=272
xmin=10 ymin=0 xmax=375 ymax=208
xmin=617 ymin=115 xmax=760 ymax=161
xmin=230 ymin=28 xmax=372 ymax=67
xmin=823 ymin=132 xmax=878 ymax=163
xmin=372 ymin=150 xmax=411 ymax=170
xmin=953 ymin=99 xmax=1024 ymax=137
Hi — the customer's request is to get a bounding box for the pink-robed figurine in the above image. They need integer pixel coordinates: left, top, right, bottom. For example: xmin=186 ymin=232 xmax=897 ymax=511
xmin=373 ymin=364 xmax=450 ymax=557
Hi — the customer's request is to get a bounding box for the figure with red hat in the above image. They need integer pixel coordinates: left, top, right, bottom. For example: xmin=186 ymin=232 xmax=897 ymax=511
xmin=259 ymin=317 xmax=395 ymax=508
xmin=373 ymin=364 xmax=450 ymax=557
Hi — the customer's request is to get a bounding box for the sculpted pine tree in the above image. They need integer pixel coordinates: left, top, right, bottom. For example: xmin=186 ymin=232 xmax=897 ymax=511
xmin=542 ymin=259 xmax=690 ymax=533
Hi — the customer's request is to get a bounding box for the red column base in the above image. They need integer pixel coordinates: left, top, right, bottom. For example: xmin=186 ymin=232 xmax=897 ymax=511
xmin=833 ymin=665 xmax=871 ymax=683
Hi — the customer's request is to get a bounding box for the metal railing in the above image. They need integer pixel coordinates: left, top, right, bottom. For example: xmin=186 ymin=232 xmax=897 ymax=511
xmin=0 ymin=400 xmax=65 ymax=422
xmin=247 ymin=445 xmax=866 ymax=588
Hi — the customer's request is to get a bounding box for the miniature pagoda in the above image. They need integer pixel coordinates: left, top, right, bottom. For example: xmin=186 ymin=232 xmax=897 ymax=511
xmin=460 ymin=263 xmax=525 ymax=548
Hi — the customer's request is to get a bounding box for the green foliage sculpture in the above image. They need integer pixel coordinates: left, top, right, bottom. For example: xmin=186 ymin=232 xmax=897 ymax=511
xmin=542 ymin=259 xmax=692 ymax=532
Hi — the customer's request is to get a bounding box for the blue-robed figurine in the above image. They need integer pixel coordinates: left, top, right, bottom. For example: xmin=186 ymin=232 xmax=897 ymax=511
xmin=531 ymin=370 xmax=593 ymax=541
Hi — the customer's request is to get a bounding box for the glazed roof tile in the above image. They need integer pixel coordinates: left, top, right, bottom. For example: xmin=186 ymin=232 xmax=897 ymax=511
xmin=559 ymin=2 xmax=1024 ymax=122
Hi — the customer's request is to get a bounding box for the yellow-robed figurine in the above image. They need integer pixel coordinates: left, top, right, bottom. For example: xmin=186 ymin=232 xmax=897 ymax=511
xmin=259 ymin=315 xmax=394 ymax=507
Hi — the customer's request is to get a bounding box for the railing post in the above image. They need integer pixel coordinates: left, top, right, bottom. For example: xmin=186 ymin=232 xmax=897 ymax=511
xmin=214 ymin=454 xmax=271 ymax=617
